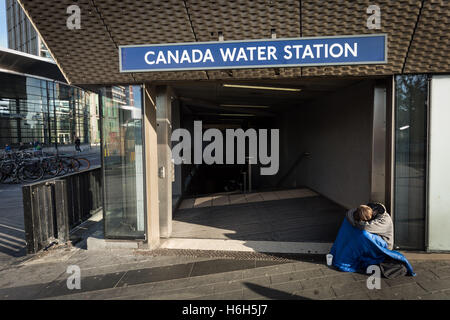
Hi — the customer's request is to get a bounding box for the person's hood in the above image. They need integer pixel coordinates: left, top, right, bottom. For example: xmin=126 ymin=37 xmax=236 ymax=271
xmin=367 ymin=202 xmax=388 ymax=216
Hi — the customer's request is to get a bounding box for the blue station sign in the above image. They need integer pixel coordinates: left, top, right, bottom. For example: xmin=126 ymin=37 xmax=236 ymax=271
xmin=119 ymin=34 xmax=387 ymax=73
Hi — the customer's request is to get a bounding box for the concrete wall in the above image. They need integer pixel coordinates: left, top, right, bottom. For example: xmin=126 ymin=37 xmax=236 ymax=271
xmin=428 ymin=75 xmax=450 ymax=251
xmin=156 ymin=86 xmax=173 ymax=238
xmin=143 ymin=85 xmax=160 ymax=248
xmin=277 ymin=80 xmax=375 ymax=209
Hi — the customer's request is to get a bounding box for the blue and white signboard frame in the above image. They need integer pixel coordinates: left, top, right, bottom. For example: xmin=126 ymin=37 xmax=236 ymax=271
xmin=119 ymin=34 xmax=387 ymax=73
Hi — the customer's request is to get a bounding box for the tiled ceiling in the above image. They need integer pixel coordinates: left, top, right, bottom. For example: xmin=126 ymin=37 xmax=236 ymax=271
xmin=17 ymin=0 xmax=450 ymax=86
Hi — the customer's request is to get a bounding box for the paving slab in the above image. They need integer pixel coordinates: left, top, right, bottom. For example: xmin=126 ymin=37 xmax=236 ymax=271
xmin=418 ymin=291 xmax=450 ymax=300
xmin=241 ymin=263 xmax=297 ymax=279
xmin=190 ymin=259 xmax=255 ymax=276
xmin=367 ymin=282 xmax=428 ymax=300
xmin=115 ymin=263 xmax=194 ymax=288
xmin=270 ymin=268 xmax=324 ymax=285
xmin=331 ymin=281 xmax=369 ymax=297
xmin=417 ymin=278 xmax=450 ymax=293
xmin=430 ymin=266 xmax=450 ymax=279
xmin=194 ymin=197 xmax=213 ymax=208
xmin=212 ymin=195 xmax=230 ymax=206
xmin=299 ymin=273 xmax=353 ymax=290
xmin=259 ymin=192 xmax=279 ymax=201
xmin=229 ymin=194 xmax=247 ymax=205
xmin=178 ymin=198 xmax=195 ymax=210
xmin=41 ymin=271 xmax=127 ymax=299
xmin=244 ymin=193 xmax=264 ymax=203
xmin=193 ymin=289 xmax=244 ymax=300
xmin=269 ymin=281 xmax=303 ymax=295
xmin=295 ymin=286 xmax=336 ymax=300
xmin=333 ymin=292 xmax=372 ymax=300
xmin=383 ymin=275 xmax=419 ymax=288
xmin=242 ymin=284 xmax=302 ymax=300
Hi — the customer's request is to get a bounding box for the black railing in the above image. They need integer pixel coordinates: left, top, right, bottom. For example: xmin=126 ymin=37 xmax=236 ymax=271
xmin=22 ymin=166 xmax=102 ymax=254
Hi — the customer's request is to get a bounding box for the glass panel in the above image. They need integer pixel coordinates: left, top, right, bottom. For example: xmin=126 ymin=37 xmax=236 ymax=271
xmin=394 ymin=75 xmax=428 ymax=250
xmin=0 ymin=72 xmax=93 ymax=149
xmin=102 ymin=86 xmax=145 ymax=239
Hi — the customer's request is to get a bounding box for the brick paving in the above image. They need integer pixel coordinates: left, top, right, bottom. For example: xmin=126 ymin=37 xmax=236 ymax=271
xmin=0 ymin=246 xmax=449 ymax=300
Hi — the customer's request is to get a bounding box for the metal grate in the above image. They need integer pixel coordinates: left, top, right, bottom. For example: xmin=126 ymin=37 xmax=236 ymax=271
xmin=137 ymin=248 xmax=323 ymax=262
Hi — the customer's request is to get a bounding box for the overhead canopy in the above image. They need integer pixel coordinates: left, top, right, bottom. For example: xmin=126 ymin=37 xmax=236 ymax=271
xmin=17 ymin=0 xmax=450 ymax=86
xmin=0 ymin=47 xmax=66 ymax=82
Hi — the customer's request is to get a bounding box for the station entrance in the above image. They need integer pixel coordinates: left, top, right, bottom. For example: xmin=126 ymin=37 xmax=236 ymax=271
xmin=160 ymin=77 xmax=392 ymax=253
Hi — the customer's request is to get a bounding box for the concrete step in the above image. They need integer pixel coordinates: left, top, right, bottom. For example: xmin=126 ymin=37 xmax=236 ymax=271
xmin=160 ymin=238 xmax=333 ymax=254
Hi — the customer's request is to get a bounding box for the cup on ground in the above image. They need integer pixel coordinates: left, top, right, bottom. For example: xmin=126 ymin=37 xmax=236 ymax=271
xmin=326 ymin=254 xmax=333 ymax=266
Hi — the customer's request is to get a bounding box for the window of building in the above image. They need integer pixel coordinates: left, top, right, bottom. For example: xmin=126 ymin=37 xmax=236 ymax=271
xmin=0 ymin=72 xmax=94 ymax=148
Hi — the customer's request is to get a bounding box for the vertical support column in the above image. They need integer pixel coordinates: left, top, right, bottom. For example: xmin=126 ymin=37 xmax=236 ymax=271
xmin=143 ymin=85 xmax=160 ymax=248
xmin=156 ymin=86 xmax=173 ymax=238
xmin=428 ymin=75 xmax=450 ymax=251
xmin=371 ymin=85 xmax=387 ymax=204
xmin=171 ymin=99 xmax=182 ymax=206
xmin=387 ymin=76 xmax=395 ymax=215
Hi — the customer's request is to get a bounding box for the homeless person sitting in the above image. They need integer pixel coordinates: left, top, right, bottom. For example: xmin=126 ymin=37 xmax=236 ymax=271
xmin=329 ymin=203 xmax=415 ymax=278
xmin=346 ymin=204 xmax=394 ymax=250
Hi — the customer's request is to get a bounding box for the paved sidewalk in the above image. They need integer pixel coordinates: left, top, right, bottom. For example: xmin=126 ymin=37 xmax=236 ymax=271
xmin=0 ymin=147 xmax=101 ymax=268
xmin=0 ymin=245 xmax=449 ymax=300
xmin=0 ymin=183 xmax=26 ymax=267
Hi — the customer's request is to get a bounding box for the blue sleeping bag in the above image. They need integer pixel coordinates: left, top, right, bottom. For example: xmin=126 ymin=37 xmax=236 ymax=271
xmin=330 ymin=218 xmax=415 ymax=276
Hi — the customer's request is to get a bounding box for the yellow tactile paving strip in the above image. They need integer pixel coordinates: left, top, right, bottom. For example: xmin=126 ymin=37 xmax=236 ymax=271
xmin=178 ymin=188 xmax=319 ymax=210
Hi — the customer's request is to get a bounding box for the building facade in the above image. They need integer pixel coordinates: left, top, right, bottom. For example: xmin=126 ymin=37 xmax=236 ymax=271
xmin=0 ymin=70 xmax=93 ymax=148
xmin=5 ymin=0 xmax=51 ymax=58
xmin=0 ymin=48 xmax=95 ymax=148
xmin=15 ymin=0 xmax=450 ymax=252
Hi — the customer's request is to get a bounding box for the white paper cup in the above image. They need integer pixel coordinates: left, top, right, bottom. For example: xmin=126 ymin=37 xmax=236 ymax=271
xmin=326 ymin=254 xmax=333 ymax=266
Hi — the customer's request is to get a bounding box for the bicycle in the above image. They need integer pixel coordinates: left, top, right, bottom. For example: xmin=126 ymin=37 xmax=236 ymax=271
xmin=0 ymin=158 xmax=44 ymax=183
xmin=0 ymin=151 xmax=92 ymax=184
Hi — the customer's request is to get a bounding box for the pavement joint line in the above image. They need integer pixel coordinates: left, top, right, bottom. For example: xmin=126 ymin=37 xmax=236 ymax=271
xmin=329 ymin=286 xmax=339 ymax=298
xmin=187 ymin=262 xmax=195 ymax=278
xmin=113 ymin=270 xmax=128 ymax=289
